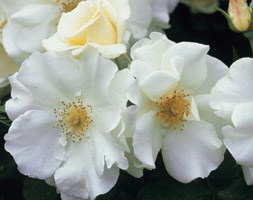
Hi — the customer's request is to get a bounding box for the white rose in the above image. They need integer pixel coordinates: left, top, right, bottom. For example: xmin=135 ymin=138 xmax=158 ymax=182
xmin=43 ymin=0 xmax=131 ymax=59
xmin=128 ymin=32 xmax=228 ymax=183
xmin=210 ymin=58 xmax=253 ymax=185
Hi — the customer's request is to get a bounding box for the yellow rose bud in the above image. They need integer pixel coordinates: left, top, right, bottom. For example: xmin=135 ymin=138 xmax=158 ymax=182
xmin=228 ymin=0 xmax=252 ymax=32
xmin=43 ymin=0 xmax=130 ymax=59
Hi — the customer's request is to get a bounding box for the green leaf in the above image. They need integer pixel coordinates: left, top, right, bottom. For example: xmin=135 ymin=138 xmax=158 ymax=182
xmin=0 ymin=100 xmax=11 ymax=127
xmin=23 ymin=178 xmax=58 ymax=200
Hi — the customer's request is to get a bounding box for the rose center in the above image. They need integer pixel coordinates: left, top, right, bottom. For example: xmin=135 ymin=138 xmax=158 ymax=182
xmin=53 ymin=0 xmax=80 ymax=12
xmin=156 ymin=90 xmax=190 ymax=130
xmin=54 ymin=97 xmax=93 ymax=142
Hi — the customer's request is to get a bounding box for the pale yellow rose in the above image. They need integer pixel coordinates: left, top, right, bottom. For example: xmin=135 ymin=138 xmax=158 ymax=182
xmin=43 ymin=0 xmax=130 ymax=59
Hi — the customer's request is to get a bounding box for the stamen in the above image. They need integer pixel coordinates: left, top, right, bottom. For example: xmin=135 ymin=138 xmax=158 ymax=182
xmin=156 ymin=90 xmax=190 ymax=130
xmin=54 ymin=97 xmax=93 ymax=142
xmin=52 ymin=0 xmax=80 ymax=12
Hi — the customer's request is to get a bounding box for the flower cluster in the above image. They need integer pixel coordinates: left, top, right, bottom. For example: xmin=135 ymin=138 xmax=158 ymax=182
xmin=1 ymin=0 xmax=253 ymax=200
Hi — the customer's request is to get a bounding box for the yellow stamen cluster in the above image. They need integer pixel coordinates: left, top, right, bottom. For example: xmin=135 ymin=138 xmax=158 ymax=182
xmin=54 ymin=98 xmax=93 ymax=142
xmin=53 ymin=0 xmax=80 ymax=12
xmin=156 ymin=90 xmax=190 ymax=131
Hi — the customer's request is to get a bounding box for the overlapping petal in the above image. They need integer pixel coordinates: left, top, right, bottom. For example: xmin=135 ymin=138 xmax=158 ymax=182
xmin=4 ymin=110 xmax=66 ymax=179
xmin=5 ymin=74 xmax=43 ymax=121
xmin=162 ymin=120 xmax=223 ymax=183
xmin=223 ymin=102 xmax=253 ymax=166
xmin=133 ymin=112 xmax=163 ymax=168
xmin=210 ymin=58 xmax=253 ymax=120
xmin=17 ymin=52 xmax=80 ymax=108
xmin=55 ymin=139 xmax=120 ymax=200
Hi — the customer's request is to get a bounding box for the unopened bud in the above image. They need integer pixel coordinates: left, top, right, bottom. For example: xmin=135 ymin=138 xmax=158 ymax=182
xmin=228 ymin=0 xmax=252 ymax=32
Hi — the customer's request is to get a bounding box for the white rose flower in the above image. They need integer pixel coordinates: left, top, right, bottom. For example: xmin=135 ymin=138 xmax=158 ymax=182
xmin=210 ymin=58 xmax=253 ymax=185
xmin=43 ymin=0 xmax=131 ymax=59
xmin=4 ymin=48 xmax=129 ymax=200
xmin=128 ymin=32 xmax=228 ymax=183
xmin=1 ymin=0 xmax=82 ymax=65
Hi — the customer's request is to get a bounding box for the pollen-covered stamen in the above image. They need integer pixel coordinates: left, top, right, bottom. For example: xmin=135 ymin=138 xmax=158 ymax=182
xmin=52 ymin=0 xmax=80 ymax=12
xmin=156 ymin=90 xmax=190 ymax=130
xmin=54 ymin=98 xmax=93 ymax=142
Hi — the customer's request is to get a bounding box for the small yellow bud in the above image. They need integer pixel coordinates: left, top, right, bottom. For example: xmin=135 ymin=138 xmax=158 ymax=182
xmin=228 ymin=0 xmax=252 ymax=32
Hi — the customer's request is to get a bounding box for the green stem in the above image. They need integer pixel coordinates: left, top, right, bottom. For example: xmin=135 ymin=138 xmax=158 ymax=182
xmin=123 ymin=53 xmax=132 ymax=63
xmin=0 ymin=119 xmax=10 ymax=127
xmin=114 ymin=57 xmax=122 ymax=70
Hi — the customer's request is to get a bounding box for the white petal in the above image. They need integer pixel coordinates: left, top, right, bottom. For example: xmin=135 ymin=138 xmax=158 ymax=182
xmin=110 ymin=68 xmax=134 ymax=106
xmin=89 ymin=127 xmax=128 ymax=177
xmin=162 ymin=120 xmax=223 ymax=183
xmin=130 ymin=60 xmax=155 ymax=80
xmin=5 ymin=74 xmax=43 ymax=121
xmin=2 ymin=3 xmax=59 ymax=64
xmin=166 ymin=0 xmax=180 ymax=13
xmin=133 ymin=112 xmax=163 ymax=168
xmin=140 ymin=71 xmax=178 ymax=101
xmin=93 ymin=105 xmax=121 ymax=133
xmin=131 ymin=32 xmax=173 ymax=70
xmin=127 ymin=80 xmax=154 ymax=114
xmin=13 ymin=4 xmax=59 ymax=52
xmin=161 ymin=56 xmax=184 ymax=80
xmin=210 ymin=58 xmax=253 ymax=120
xmin=127 ymin=80 xmax=142 ymax=105
xmin=61 ymin=193 xmax=86 ymax=200
xmin=17 ymin=52 xmax=80 ymax=108
xmin=2 ymin=21 xmax=30 ymax=65
xmin=242 ymin=166 xmax=253 ymax=185
xmin=188 ymin=96 xmax=200 ymax=121
xmin=162 ymin=42 xmax=209 ymax=93
xmin=108 ymin=0 xmax=131 ymax=20
xmin=79 ymin=47 xmax=119 ymax=105
xmin=84 ymin=42 xmax=126 ymax=59
xmin=11 ymin=4 xmax=58 ymax=26
xmin=127 ymin=0 xmax=152 ymax=39
xmin=125 ymin=138 xmax=145 ymax=178
xmin=150 ymin=0 xmax=170 ymax=29
xmin=4 ymin=110 xmax=65 ymax=179
xmin=0 ymin=0 xmax=41 ymax=17
xmin=55 ymin=140 xmax=119 ymax=200
xmin=223 ymin=102 xmax=253 ymax=166
xmin=193 ymin=55 xmax=228 ymax=95
xmin=194 ymin=94 xmax=229 ymax=139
